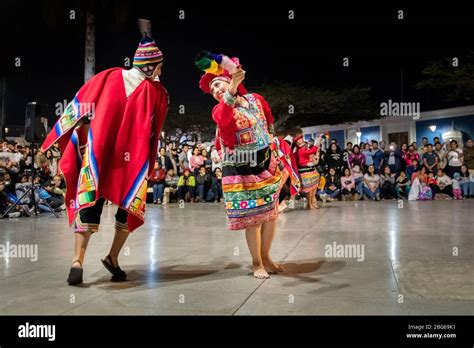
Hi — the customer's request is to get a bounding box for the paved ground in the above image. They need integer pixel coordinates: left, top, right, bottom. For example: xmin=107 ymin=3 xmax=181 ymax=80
xmin=0 ymin=199 xmax=473 ymax=315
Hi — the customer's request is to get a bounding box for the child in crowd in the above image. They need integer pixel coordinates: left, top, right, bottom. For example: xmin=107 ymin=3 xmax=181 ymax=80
xmin=452 ymin=173 xmax=463 ymax=200
xmin=396 ymin=171 xmax=410 ymax=198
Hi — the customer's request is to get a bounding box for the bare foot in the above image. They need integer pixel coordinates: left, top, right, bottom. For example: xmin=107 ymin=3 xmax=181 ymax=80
xmin=253 ymin=266 xmax=270 ymax=279
xmin=263 ymin=257 xmax=284 ymax=273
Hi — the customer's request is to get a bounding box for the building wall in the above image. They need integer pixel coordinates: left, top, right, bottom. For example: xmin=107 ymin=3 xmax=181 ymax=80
xmin=415 ymin=115 xmax=474 ymax=145
xmin=359 ymin=126 xmax=380 ymax=144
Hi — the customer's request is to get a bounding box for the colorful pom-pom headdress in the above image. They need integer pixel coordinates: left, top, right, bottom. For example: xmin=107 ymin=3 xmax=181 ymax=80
xmin=195 ymin=51 xmax=248 ymax=95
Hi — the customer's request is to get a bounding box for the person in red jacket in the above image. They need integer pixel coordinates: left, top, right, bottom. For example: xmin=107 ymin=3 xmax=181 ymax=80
xmin=199 ymin=57 xmax=285 ymax=279
xmin=293 ymin=134 xmax=321 ymax=209
xmin=41 ymin=20 xmax=169 ymax=285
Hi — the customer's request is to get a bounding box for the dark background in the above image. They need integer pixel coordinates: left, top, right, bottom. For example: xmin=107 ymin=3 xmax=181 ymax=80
xmin=0 ymin=1 xmax=473 ymax=128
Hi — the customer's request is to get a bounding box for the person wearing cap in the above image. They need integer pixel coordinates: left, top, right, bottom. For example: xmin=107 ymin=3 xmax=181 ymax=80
xmin=41 ymin=20 xmax=169 ymax=286
xmin=198 ymin=58 xmax=284 ymax=279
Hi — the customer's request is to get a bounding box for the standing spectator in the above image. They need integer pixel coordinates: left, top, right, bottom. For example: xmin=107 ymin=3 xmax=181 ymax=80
xmin=452 ymin=173 xmax=463 ymax=200
xmin=210 ymin=145 xmax=222 ymax=172
xmin=464 ymin=139 xmax=474 ymax=176
xmin=189 ymin=147 xmax=204 ymax=176
xmin=384 ymin=142 xmax=402 ymax=175
xmin=201 ymin=148 xmax=212 ymax=172
xmin=348 ymin=145 xmax=365 ymax=169
xmin=419 ymin=137 xmax=429 ymax=155
xmin=150 ymin=161 xmax=166 ymax=204
xmin=362 ymin=143 xmax=373 ymax=171
xmin=445 ymin=140 xmax=463 ymax=178
xmin=403 ymin=145 xmax=420 ymax=169
xmin=400 ymin=143 xmax=408 ymax=173
xmin=434 ymin=142 xmax=447 ymax=171
xmin=177 ymin=169 xmax=196 ymax=202
xmin=363 ymin=164 xmax=381 ymax=201
xmin=340 ymin=167 xmax=357 ymax=201
xmin=325 ymin=143 xmax=344 ymax=174
xmin=422 ymin=143 xmax=438 ymax=174
xmin=168 ymin=146 xmax=179 ymax=176
xmin=178 ymin=144 xmax=190 ymax=173
xmin=157 ymin=147 xmax=173 ymax=172
xmin=371 ymin=141 xmax=385 ymax=174
xmin=196 ymin=166 xmax=212 ymax=202
xmin=45 ymin=150 xmax=57 ymax=177
xmin=211 ymin=167 xmax=223 ymax=203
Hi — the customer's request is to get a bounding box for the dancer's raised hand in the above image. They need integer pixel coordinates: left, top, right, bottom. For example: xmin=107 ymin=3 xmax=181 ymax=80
xmin=229 ymin=67 xmax=246 ymax=96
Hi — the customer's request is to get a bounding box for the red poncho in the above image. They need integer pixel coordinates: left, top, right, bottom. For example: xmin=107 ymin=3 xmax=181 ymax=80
xmin=41 ymin=67 xmax=169 ymax=232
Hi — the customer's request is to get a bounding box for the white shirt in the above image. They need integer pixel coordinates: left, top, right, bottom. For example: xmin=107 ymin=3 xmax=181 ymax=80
xmin=447 ymin=149 xmax=463 ymax=167
xmin=211 ymin=149 xmax=222 ymax=171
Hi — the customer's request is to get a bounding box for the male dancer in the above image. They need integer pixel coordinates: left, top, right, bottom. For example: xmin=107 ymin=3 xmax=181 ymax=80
xmin=41 ymin=20 xmax=169 ymax=285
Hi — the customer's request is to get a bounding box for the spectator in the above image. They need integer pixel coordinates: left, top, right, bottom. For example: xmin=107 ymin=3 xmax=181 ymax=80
xmin=201 ymin=148 xmax=212 ymax=172
xmin=459 ymin=164 xmax=472 ymax=198
xmin=363 ymin=164 xmax=381 ymax=201
xmin=445 ymin=140 xmax=463 ymax=178
xmin=452 ymin=173 xmax=463 ymax=200
xmin=464 ymin=139 xmax=474 ymax=176
xmin=325 ymin=143 xmax=344 ymax=174
xmin=340 ymin=167 xmax=357 ymax=201
xmin=419 ymin=137 xmax=429 ymax=155
xmin=189 ymin=147 xmax=204 ymax=176
xmin=168 ymin=147 xmax=179 ymax=175
xmin=178 ymin=144 xmax=190 ymax=173
xmin=211 ymin=167 xmax=223 ymax=203
xmin=196 ymin=166 xmax=212 ymax=202
xmin=403 ymin=145 xmax=420 ymax=168
xmin=150 ymin=161 xmax=166 ymax=204
xmin=320 ymin=167 xmax=340 ymax=202
xmin=434 ymin=142 xmax=447 ymax=171
xmin=434 ymin=169 xmax=453 ymax=199
xmin=351 ymin=163 xmax=364 ymax=198
xmin=157 ymin=147 xmax=173 ymax=172
xmin=210 ymin=145 xmax=222 ymax=172
xmin=422 ymin=143 xmax=438 ymax=174
xmin=45 ymin=150 xmax=57 ymax=177
xmin=177 ymin=169 xmax=196 ymax=202
xmin=370 ymin=141 xmax=384 ymax=174
xmin=406 ymin=158 xmax=420 ymax=182
xmin=400 ymin=143 xmax=408 ymax=172
xmin=396 ymin=171 xmax=410 ymax=198
xmin=163 ymin=169 xmax=179 ymax=204
xmin=380 ymin=166 xmax=398 ymax=200
xmin=348 ymin=145 xmax=365 ymax=169
xmin=384 ymin=142 xmax=403 ymax=175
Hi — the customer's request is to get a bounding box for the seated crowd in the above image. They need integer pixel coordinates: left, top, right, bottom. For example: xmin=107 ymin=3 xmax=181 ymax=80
xmin=304 ymin=137 xmax=474 ymax=202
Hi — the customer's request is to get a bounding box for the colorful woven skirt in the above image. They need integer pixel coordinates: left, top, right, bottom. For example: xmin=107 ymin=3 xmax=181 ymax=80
xmin=298 ymin=166 xmax=320 ymax=193
xmin=222 ymin=147 xmax=283 ymax=230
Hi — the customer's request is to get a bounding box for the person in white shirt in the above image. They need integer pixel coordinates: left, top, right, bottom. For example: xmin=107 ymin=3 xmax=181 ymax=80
xmin=445 ymin=140 xmax=463 ymax=178
xmin=210 ymin=145 xmax=222 ymax=172
xmin=434 ymin=169 xmax=453 ymax=199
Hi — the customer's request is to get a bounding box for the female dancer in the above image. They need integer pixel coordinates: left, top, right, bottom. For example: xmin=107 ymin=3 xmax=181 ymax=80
xmin=293 ymin=134 xmax=322 ymax=209
xmin=198 ymin=57 xmax=284 ymax=279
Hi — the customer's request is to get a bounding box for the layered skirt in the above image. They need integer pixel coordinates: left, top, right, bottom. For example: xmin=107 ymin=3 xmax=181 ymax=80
xmin=222 ymin=147 xmax=283 ymax=230
xmin=298 ymin=166 xmax=320 ymax=193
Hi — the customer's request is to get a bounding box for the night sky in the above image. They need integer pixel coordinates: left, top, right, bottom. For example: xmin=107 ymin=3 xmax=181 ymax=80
xmin=0 ymin=1 xmax=473 ymax=128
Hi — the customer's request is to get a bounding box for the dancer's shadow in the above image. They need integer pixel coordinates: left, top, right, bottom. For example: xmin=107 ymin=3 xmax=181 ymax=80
xmin=87 ymin=258 xmax=242 ymax=290
xmin=82 ymin=258 xmax=347 ymax=292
